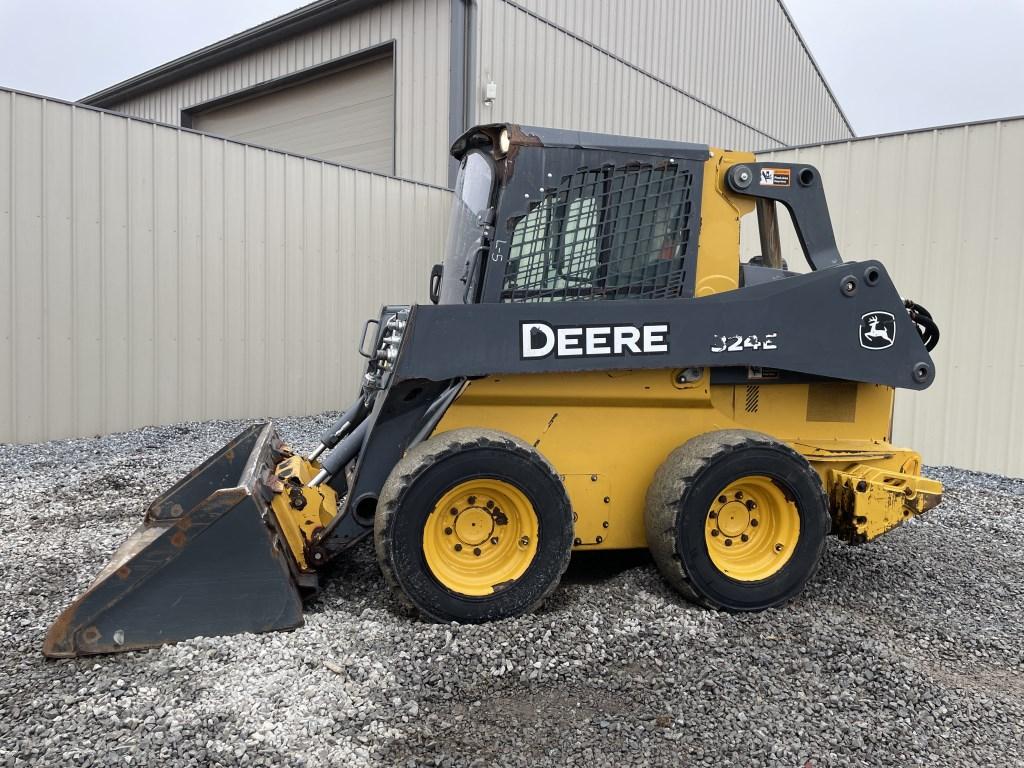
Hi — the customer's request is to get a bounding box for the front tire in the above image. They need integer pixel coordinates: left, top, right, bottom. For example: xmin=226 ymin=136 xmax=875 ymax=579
xmin=645 ymin=429 xmax=829 ymax=611
xmin=374 ymin=428 xmax=574 ymax=622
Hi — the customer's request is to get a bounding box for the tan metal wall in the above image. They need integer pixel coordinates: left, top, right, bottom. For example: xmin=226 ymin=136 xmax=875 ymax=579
xmin=108 ymin=0 xmax=451 ymax=187
xmin=747 ymin=119 xmax=1024 ymax=477
xmin=476 ymin=0 xmax=852 ymax=151
xmin=0 ymin=88 xmax=452 ymax=444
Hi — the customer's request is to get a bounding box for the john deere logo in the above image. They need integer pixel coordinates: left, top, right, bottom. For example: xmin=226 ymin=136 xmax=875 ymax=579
xmin=520 ymin=321 xmax=669 ymax=359
xmin=860 ymin=311 xmax=895 ymax=350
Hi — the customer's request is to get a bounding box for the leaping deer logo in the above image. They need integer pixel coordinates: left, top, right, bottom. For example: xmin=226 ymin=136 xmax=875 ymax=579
xmin=864 ymin=315 xmax=891 ymax=343
xmin=860 ymin=311 xmax=895 ymax=349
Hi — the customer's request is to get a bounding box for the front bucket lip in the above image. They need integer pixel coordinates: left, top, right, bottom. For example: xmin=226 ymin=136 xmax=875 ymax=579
xmin=42 ymin=422 xmax=306 ymax=658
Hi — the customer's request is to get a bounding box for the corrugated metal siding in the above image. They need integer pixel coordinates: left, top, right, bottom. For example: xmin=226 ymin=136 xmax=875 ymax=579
xmin=109 ymin=0 xmax=450 ymax=187
xmin=476 ymin=0 xmax=852 ymax=150
xmin=748 ymin=119 xmax=1024 ymax=477
xmin=190 ymin=53 xmax=396 ymax=173
xmin=0 ymin=88 xmax=452 ymax=444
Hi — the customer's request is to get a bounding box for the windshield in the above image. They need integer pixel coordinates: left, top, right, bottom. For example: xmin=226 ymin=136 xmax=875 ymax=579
xmin=439 ymin=150 xmax=495 ymax=304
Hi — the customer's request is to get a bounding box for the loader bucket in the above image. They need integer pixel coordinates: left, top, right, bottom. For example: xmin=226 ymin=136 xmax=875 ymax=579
xmin=43 ymin=423 xmax=305 ymax=658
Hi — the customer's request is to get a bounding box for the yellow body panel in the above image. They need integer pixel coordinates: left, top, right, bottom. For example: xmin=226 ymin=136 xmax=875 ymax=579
xmin=432 ymin=370 xmax=939 ymax=550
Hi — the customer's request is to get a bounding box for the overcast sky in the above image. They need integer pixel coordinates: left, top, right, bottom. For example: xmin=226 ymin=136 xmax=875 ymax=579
xmin=1 ymin=0 xmax=1022 ymax=137
xmin=785 ymin=0 xmax=1024 ymax=134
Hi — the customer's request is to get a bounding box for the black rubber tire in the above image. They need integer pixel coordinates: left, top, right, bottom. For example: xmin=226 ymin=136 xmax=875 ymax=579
xmin=374 ymin=428 xmax=574 ymax=622
xmin=645 ymin=429 xmax=829 ymax=611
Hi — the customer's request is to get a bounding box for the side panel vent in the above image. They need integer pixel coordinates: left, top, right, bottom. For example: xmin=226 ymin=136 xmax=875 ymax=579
xmin=745 ymin=385 xmax=760 ymax=413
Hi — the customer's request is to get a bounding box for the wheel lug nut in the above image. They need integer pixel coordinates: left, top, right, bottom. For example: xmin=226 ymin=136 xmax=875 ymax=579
xmin=486 ymin=500 xmax=494 ymax=509
xmin=750 ymin=519 xmax=759 ymax=527
xmin=450 ymin=507 xmax=458 ymax=516
xmin=474 ymin=547 xmax=481 ymax=556
xmin=490 ymin=537 xmax=499 ymax=545
xmin=708 ymin=511 xmax=717 ymax=519
xmin=444 ymin=527 xmax=453 ymax=535
xmin=740 ymin=533 xmax=749 ymax=542
xmin=711 ymin=530 xmax=720 ymax=537
xmin=724 ymin=538 xmax=733 ymax=547
xmin=746 ymin=500 xmax=757 ymax=510
xmin=467 ymin=495 xmax=476 ymax=505
xmin=454 ymin=543 xmax=463 ymax=552
xmin=718 ymin=495 xmax=727 ymax=504
xmin=774 ymin=543 xmax=783 ymax=553
xmin=734 ymin=491 xmax=743 ymax=500
xmin=519 ymin=536 xmax=530 ymax=547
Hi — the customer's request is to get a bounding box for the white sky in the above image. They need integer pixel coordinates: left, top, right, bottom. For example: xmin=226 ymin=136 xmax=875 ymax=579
xmin=1 ymin=0 xmax=1023 ymax=137
xmin=785 ymin=0 xmax=1024 ymax=135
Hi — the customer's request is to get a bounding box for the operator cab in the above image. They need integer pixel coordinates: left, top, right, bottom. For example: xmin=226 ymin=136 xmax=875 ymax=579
xmin=437 ymin=124 xmax=710 ymax=306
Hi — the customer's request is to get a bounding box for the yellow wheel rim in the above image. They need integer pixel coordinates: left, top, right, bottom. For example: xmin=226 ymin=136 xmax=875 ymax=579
xmin=704 ymin=475 xmax=800 ymax=582
xmin=422 ymin=478 xmax=539 ymax=596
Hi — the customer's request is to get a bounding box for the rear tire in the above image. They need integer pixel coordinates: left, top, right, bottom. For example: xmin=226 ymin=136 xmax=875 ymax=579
xmin=645 ymin=429 xmax=828 ymax=611
xmin=374 ymin=428 xmax=574 ymax=622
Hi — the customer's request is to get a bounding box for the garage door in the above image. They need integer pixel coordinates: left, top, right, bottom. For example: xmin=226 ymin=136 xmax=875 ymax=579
xmin=191 ymin=54 xmax=394 ymax=174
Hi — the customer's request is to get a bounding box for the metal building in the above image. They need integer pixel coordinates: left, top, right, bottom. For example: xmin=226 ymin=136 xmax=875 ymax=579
xmin=4 ymin=0 xmax=854 ymax=448
xmin=15 ymin=0 xmax=1015 ymax=478
xmin=82 ymin=0 xmax=853 ymax=187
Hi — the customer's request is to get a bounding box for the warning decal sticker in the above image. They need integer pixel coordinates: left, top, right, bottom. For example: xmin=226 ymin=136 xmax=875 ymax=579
xmin=759 ymin=168 xmax=791 ymax=187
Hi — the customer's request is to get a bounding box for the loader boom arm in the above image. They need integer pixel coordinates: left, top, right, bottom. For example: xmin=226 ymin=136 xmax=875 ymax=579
xmin=392 ymin=260 xmax=934 ymax=389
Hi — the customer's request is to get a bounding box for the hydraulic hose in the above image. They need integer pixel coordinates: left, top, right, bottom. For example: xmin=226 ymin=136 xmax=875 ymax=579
xmin=905 ymin=299 xmax=940 ymax=352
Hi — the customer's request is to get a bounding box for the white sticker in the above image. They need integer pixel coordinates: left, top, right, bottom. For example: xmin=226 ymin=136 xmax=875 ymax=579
xmin=759 ymin=168 xmax=791 ymax=187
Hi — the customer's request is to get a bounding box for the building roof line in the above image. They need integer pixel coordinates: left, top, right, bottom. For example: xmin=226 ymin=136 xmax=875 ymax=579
xmin=81 ymin=0 xmax=381 ymax=107
xmin=497 ymin=0 xmax=788 ymax=147
xmin=775 ymin=0 xmax=856 ymax=138
xmin=759 ymin=112 xmax=1024 ymax=153
xmin=82 ymin=0 xmax=855 ymax=149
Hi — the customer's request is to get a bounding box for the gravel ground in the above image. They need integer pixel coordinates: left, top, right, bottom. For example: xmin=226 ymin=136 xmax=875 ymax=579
xmin=1 ymin=414 xmax=1023 ymax=767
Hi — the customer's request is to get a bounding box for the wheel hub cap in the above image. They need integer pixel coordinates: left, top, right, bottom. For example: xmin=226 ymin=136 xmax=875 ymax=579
xmin=704 ymin=476 xmax=800 ymax=582
xmin=454 ymin=506 xmax=494 ymax=546
xmin=715 ymin=501 xmax=750 ymax=538
xmin=422 ymin=479 xmax=540 ymax=597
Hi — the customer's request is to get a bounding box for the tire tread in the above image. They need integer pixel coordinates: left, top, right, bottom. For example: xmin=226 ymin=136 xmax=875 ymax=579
xmin=645 ymin=429 xmax=828 ymax=611
xmin=374 ymin=428 xmax=573 ymax=621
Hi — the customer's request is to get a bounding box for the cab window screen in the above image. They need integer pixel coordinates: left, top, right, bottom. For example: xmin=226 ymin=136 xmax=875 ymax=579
xmin=501 ymin=163 xmax=694 ymax=302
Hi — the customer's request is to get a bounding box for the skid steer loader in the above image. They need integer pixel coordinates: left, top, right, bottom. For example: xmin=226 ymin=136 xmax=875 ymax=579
xmin=44 ymin=124 xmax=943 ymax=657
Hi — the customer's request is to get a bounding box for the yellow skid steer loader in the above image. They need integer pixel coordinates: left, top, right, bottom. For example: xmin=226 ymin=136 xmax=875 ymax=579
xmin=44 ymin=125 xmax=942 ymax=657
